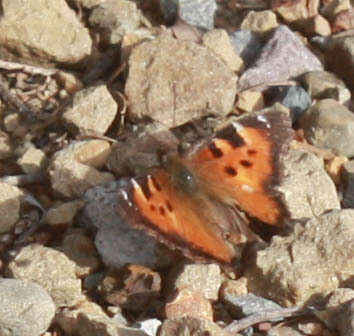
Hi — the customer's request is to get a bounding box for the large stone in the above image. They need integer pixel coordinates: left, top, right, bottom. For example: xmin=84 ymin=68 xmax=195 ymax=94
xmin=0 ymin=0 xmax=92 ymax=67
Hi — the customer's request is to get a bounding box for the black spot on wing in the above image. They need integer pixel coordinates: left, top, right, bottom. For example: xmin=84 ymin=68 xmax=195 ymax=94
xmin=208 ymin=142 xmax=223 ymax=158
xmin=240 ymin=160 xmax=253 ymax=168
xmin=159 ymin=206 xmax=165 ymax=216
xmin=151 ymin=176 xmax=162 ymax=191
xmin=138 ymin=178 xmax=152 ymax=200
xmin=247 ymin=149 xmax=257 ymax=155
xmin=166 ymin=201 xmax=173 ymax=212
xmin=216 ymin=124 xmax=246 ymax=148
xmin=224 ymin=166 xmax=237 ymax=176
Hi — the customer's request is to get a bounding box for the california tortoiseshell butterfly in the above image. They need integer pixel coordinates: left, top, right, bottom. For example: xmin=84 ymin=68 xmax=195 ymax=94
xmin=116 ymin=110 xmax=293 ymax=266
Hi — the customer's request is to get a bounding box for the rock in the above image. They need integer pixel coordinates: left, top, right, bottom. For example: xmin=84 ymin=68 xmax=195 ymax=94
xmin=238 ymin=25 xmax=323 ymax=90
xmin=279 ymin=148 xmax=340 ymax=220
xmin=80 ymin=181 xmax=171 ymax=269
xmin=298 ymin=99 xmax=354 ymax=157
xmin=132 ymin=319 xmax=162 ymax=336
xmin=166 ymin=263 xmax=222 ymax=301
xmin=49 ymin=140 xmax=114 ymax=198
xmin=69 ymin=0 xmax=106 ymax=9
xmin=229 ymin=29 xmax=263 ymax=66
xmin=59 ymin=230 xmax=100 ymax=277
xmin=160 ymin=0 xmax=217 ymax=30
xmin=246 ymin=209 xmax=354 ymax=306
xmin=334 ymin=300 xmax=354 ymax=336
xmin=272 ymin=86 xmax=311 ymax=120
xmin=266 ymin=326 xmax=307 ymax=336
xmin=321 ymin=0 xmax=351 ymax=21
xmin=0 ymin=279 xmax=55 ymax=336
xmin=332 ymin=9 xmax=354 ymax=33
xmin=301 ymin=70 xmax=351 ymax=105
xmin=0 ymin=182 xmax=23 ymax=233
xmin=0 ymin=0 xmax=92 ymax=67
xmin=341 ymin=160 xmax=354 ymax=208
xmin=100 ymin=265 xmax=161 ymax=312
xmin=274 ymin=0 xmax=313 ymax=23
xmin=125 ymin=33 xmax=237 ymax=127
xmin=297 ymin=321 xmax=324 ymax=335
xmin=325 ymin=31 xmax=354 ymax=90
xmin=89 ymin=0 xmax=144 ymax=46
xmin=3 ymin=113 xmax=20 ymax=132
xmin=6 ymin=244 xmax=83 ymax=307
xmin=17 ymin=147 xmax=47 ymax=174
xmin=0 ymin=131 xmax=12 ymax=159
xmin=159 ymin=317 xmax=238 ymax=336
xmin=241 ymin=10 xmax=278 ymax=33
xmin=316 ymin=288 xmax=354 ymax=328
xmin=236 ymin=90 xmax=264 ymax=112
xmin=219 ymin=278 xmax=248 ymax=300
xmin=222 ymin=293 xmax=282 ymax=320
xmin=296 ymin=14 xmax=331 ymax=37
xmin=202 ymin=29 xmax=244 ymax=72
xmin=165 ymin=288 xmax=214 ymax=321
xmin=62 ymin=85 xmax=118 ymax=136
xmin=45 ymin=200 xmax=86 ymax=226
xmin=55 ymin=300 xmax=123 ymax=336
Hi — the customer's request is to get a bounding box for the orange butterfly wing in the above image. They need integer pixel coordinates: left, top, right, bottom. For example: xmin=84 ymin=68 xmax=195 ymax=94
xmin=117 ymin=170 xmax=236 ymax=264
xmin=189 ymin=111 xmax=292 ymax=225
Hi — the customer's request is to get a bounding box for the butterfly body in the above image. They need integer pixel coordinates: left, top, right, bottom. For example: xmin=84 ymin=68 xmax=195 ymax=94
xmin=116 ymin=110 xmax=293 ymax=266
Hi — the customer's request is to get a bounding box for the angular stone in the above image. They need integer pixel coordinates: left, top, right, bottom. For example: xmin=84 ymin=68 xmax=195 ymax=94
xmin=125 ymin=33 xmax=237 ymax=127
xmin=45 ymin=200 xmax=86 ymax=226
xmin=202 ymin=29 xmax=244 ymax=72
xmin=246 ymin=209 xmax=354 ymax=306
xmin=241 ymin=10 xmax=278 ymax=33
xmin=62 ymin=85 xmax=117 ymax=136
xmin=17 ymin=147 xmax=47 ymax=174
xmin=299 ymin=99 xmax=354 ymax=157
xmin=0 ymin=0 xmax=92 ymax=67
xmin=279 ymin=148 xmax=340 ymax=220
xmin=239 ymin=25 xmax=323 ymax=90
xmin=301 ymin=70 xmax=351 ymax=105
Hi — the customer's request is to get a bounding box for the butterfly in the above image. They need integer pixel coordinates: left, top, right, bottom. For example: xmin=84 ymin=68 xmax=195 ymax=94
xmin=116 ymin=110 xmax=293 ymax=267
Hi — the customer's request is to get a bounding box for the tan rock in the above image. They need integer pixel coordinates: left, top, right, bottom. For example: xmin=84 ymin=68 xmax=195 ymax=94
xmin=241 ymin=10 xmax=278 ymax=33
xmin=49 ymin=140 xmax=114 ymax=198
xmin=0 ymin=183 xmax=23 ymax=233
xmin=332 ymin=8 xmax=354 ymax=33
xmin=3 ymin=113 xmax=20 ymax=132
xmin=275 ymin=0 xmax=309 ymax=23
xmin=220 ymin=277 xmax=248 ymax=300
xmin=167 ymin=263 xmax=222 ymax=301
xmin=0 ymin=0 xmax=92 ymax=67
xmin=6 ymin=244 xmax=84 ymax=307
xmin=0 ymin=131 xmax=12 ymax=159
xmin=246 ymin=209 xmax=354 ymax=306
xmin=297 ymin=14 xmax=331 ymax=36
xmin=62 ymin=85 xmax=117 ymax=136
xmin=17 ymin=147 xmax=47 ymax=174
xmin=125 ymin=33 xmax=237 ymax=127
xmin=45 ymin=200 xmax=86 ymax=226
xmin=321 ymin=0 xmax=351 ymax=20
xmin=236 ymin=90 xmax=264 ymax=112
xmin=202 ymin=29 xmax=244 ymax=72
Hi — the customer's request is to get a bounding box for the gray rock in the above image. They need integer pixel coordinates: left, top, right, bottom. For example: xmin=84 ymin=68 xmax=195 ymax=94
xmin=229 ymin=29 xmax=263 ymax=66
xmin=0 ymin=0 xmax=92 ymax=67
xmin=6 ymin=244 xmax=83 ymax=307
xmin=279 ymin=148 xmax=340 ymax=220
xmin=246 ymin=209 xmax=354 ymax=306
xmin=62 ymin=85 xmax=118 ymax=136
xmin=80 ymin=181 xmax=170 ymax=269
xmin=299 ymin=99 xmax=354 ymax=157
xmin=239 ymin=25 xmax=323 ymax=90
xmin=0 ymin=279 xmax=55 ymax=336
xmin=160 ymin=0 xmax=217 ymax=30
xmin=125 ymin=33 xmax=237 ymax=127
xmin=0 ymin=183 xmax=23 ymax=233
xmin=223 ymin=293 xmax=282 ymax=318
xmin=325 ymin=30 xmax=354 ymax=90
xmin=342 ymin=160 xmax=354 ymax=208
xmin=301 ymin=70 xmax=351 ymax=105
xmin=89 ymin=0 xmax=143 ymax=46
xmin=334 ymin=300 xmax=354 ymax=336
xmin=272 ymin=86 xmax=311 ymax=120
